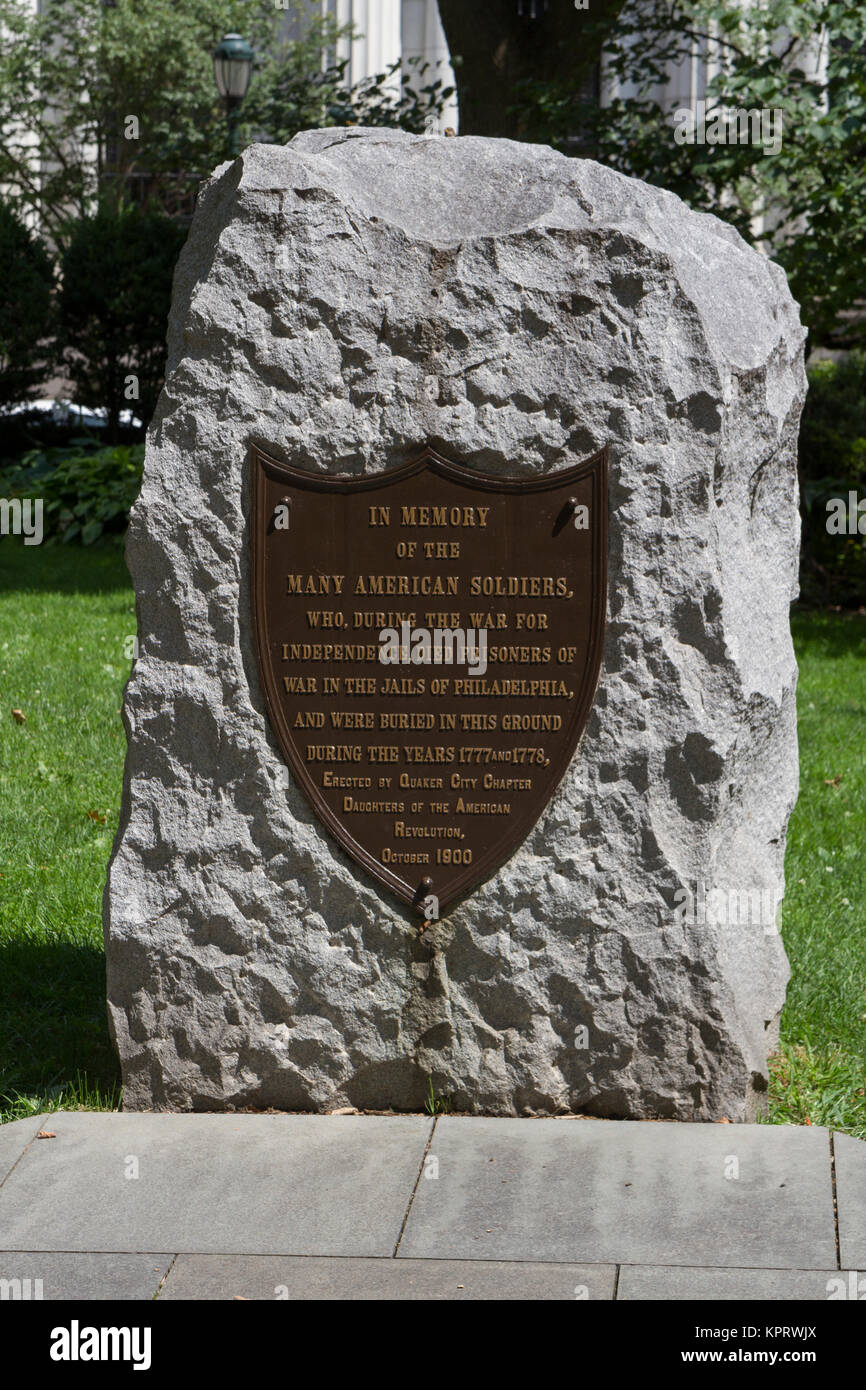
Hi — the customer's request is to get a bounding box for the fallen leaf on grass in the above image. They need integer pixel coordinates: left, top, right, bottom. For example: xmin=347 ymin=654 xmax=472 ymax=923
xmin=37 ymin=1130 xmax=56 ymax=1140
xmin=824 ymin=775 xmax=843 ymax=787
xmin=87 ymin=810 xmax=106 ymax=824
xmin=11 ymin=709 xmax=25 ymax=724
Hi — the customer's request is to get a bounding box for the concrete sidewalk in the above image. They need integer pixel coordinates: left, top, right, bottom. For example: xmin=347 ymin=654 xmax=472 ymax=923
xmin=1 ymin=1112 xmax=863 ymax=1300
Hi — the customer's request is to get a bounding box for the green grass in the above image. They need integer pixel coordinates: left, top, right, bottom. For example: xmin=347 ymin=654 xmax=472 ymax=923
xmin=0 ymin=540 xmax=132 ymax=1122
xmin=0 ymin=544 xmax=864 ymax=1133
xmin=769 ymin=610 xmax=866 ymax=1137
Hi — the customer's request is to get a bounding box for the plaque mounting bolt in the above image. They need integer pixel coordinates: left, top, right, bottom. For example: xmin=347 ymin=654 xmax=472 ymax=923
xmin=414 ymin=876 xmax=433 ymax=908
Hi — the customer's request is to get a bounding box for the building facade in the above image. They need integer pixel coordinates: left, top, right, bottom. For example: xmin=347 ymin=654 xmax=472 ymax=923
xmin=309 ymin=0 xmax=458 ymax=130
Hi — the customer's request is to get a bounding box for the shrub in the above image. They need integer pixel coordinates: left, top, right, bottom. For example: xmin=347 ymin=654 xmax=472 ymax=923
xmin=58 ymin=204 xmax=187 ymax=439
xmin=798 ymin=354 xmax=866 ymax=609
xmin=0 ymin=201 xmax=56 ymax=411
xmin=0 ymin=442 xmax=144 ymax=545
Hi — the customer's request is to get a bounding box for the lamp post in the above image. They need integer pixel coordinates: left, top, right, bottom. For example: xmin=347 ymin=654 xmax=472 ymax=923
xmin=212 ymin=32 xmax=254 ymax=159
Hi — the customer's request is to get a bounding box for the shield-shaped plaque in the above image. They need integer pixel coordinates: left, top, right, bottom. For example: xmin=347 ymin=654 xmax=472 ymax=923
xmin=251 ymin=445 xmax=607 ymax=914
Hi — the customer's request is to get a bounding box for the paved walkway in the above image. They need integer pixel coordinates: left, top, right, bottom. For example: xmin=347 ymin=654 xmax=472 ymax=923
xmin=1 ymin=1112 xmax=863 ymax=1300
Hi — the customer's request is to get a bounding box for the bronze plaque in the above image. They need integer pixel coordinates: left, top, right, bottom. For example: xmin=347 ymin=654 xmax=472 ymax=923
xmin=251 ymin=445 xmax=607 ymax=914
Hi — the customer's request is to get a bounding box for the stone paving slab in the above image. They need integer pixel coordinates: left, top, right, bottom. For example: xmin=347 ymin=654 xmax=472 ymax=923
xmin=0 ymin=1112 xmax=433 ymax=1257
xmin=834 ymin=1131 xmax=866 ymax=1271
xmin=617 ymin=1265 xmax=849 ymax=1301
xmin=0 ymin=1252 xmax=172 ymax=1300
xmin=0 ymin=1112 xmax=859 ymax=1288
xmin=398 ymin=1117 xmax=838 ymax=1268
xmin=0 ymin=1114 xmax=45 ymax=1186
xmin=158 ymin=1254 xmax=616 ymax=1301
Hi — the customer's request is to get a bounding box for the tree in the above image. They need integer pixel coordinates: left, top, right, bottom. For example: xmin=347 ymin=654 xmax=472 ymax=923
xmin=0 ymin=0 xmax=453 ymax=244
xmin=57 ymin=203 xmax=187 ymax=439
xmin=436 ymin=0 xmax=628 ymax=138
xmin=507 ymin=0 xmax=866 ymax=350
xmin=244 ymin=5 xmax=453 ymax=143
xmin=0 ymin=202 xmax=55 ymax=411
xmin=0 ymin=0 xmax=271 ymax=242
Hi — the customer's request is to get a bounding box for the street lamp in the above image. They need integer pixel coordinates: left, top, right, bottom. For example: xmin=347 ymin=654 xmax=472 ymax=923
xmin=212 ymin=32 xmax=254 ymax=159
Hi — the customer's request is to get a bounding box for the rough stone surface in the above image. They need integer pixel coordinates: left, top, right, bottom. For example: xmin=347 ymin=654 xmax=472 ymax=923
xmin=105 ymin=129 xmax=805 ymax=1119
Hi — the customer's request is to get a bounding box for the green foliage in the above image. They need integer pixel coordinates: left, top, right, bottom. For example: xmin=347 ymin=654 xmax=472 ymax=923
xmin=424 ymin=1075 xmax=452 ymax=1116
xmin=1 ymin=443 xmax=144 ymax=545
xmin=0 ymin=0 xmax=270 ymax=235
xmin=513 ymin=0 xmax=866 ymax=349
xmin=247 ymin=6 xmax=454 ymax=143
xmin=798 ymin=354 xmax=866 ymax=607
xmin=253 ymin=53 xmax=454 ymax=142
xmin=93 ymin=0 xmax=272 ymax=207
xmin=57 ymin=204 xmax=187 ymax=437
xmin=800 ymin=355 xmax=866 ymax=484
xmin=0 ymin=0 xmax=453 ymax=237
xmin=0 ymin=201 xmax=55 ymax=410
xmin=0 ymin=1 xmax=452 ymax=434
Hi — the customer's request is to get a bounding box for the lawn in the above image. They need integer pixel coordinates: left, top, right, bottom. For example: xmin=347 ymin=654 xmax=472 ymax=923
xmin=0 ymin=541 xmax=132 ymax=1121
xmin=0 ymin=542 xmax=864 ymax=1133
xmin=771 ymin=609 xmax=866 ymax=1135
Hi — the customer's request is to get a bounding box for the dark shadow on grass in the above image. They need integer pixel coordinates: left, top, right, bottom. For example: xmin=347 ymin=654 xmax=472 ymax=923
xmin=792 ymin=604 xmax=866 ymax=661
xmin=0 ymin=938 xmax=120 ymax=1107
xmin=0 ymin=538 xmax=130 ymax=595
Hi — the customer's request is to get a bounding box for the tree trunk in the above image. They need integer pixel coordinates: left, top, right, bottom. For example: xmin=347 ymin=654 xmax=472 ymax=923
xmin=437 ymin=0 xmax=627 ymax=138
